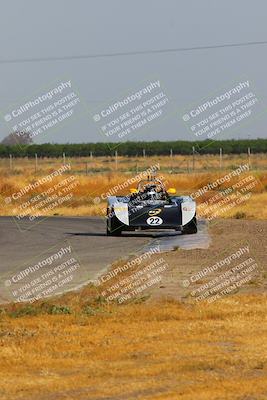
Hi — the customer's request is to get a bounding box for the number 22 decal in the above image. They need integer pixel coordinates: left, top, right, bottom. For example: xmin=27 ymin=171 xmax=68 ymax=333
xmin=146 ymin=216 xmax=163 ymax=226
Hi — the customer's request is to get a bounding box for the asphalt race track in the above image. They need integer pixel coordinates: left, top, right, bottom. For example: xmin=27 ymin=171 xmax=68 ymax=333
xmin=0 ymin=216 xmax=210 ymax=303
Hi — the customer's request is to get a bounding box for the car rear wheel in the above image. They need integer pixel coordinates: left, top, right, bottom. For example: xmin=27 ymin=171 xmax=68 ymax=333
xmin=106 ymin=225 xmax=122 ymax=236
xmin=106 ymin=209 xmax=123 ymax=236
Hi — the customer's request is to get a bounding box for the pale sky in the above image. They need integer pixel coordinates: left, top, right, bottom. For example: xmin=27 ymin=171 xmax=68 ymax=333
xmin=0 ymin=0 xmax=267 ymax=144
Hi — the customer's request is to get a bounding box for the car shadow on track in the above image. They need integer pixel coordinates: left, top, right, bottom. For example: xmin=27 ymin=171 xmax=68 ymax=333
xmin=66 ymin=231 xmax=181 ymax=238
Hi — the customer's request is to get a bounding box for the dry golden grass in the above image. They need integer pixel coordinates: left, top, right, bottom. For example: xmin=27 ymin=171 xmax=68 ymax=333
xmin=1 ymin=295 xmax=267 ymax=399
xmin=0 ymin=155 xmax=266 ymax=219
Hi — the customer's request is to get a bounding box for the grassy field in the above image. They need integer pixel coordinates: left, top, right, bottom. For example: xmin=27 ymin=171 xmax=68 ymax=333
xmin=1 ymin=294 xmax=267 ymax=400
xmin=0 ymin=154 xmax=266 ymax=219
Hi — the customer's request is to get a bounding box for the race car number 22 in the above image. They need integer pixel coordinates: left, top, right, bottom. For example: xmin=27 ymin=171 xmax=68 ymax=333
xmin=146 ymin=216 xmax=163 ymax=226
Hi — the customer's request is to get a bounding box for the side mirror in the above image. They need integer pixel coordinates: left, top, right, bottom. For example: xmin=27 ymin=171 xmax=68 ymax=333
xmin=167 ymin=188 xmax=176 ymax=194
xmin=130 ymin=188 xmax=138 ymax=193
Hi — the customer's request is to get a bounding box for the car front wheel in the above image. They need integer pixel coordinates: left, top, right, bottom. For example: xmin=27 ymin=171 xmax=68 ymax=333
xmin=182 ymin=216 xmax=197 ymax=234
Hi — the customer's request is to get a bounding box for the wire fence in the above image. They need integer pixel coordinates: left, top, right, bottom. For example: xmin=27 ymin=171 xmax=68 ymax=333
xmin=1 ymin=150 xmax=266 ymax=176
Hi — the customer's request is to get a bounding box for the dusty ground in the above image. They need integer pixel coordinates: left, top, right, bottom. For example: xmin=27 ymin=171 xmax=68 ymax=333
xmin=0 ymin=220 xmax=267 ymax=400
xmin=92 ymin=219 xmax=267 ymax=305
xmin=147 ymin=219 xmax=267 ymax=301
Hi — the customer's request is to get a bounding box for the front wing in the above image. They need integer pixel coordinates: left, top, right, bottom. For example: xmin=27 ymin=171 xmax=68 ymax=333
xmin=108 ymin=198 xmax=196 ymax=231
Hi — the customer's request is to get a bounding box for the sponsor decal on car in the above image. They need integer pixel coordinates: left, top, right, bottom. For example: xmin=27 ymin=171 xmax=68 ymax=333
xmin=182 ymin=206 xmax=194 ymax=212
xmin=148 ymin=208 xmax=162 ymax=216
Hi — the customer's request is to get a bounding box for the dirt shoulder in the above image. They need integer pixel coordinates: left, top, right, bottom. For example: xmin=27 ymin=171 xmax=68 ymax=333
xmin=147 ymin=219 xmax=267 ymax=301
xmin=86 ymin=219 xmax=267 ymax=306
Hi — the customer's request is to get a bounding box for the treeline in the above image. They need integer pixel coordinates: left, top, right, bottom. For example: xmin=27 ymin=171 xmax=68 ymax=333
xmin=0 ymin=139 xmax=266 ymax=157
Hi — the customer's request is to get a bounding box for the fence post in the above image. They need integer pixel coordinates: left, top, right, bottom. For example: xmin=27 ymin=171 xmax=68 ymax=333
xmin=35 ymin=153 xmax=38 ymax=173
xmin=219 ymin=148 xmax=223 ymax=169
xmin=9 ymin=154 xmax=13 ymax=171
xmin=63 ymin=152 xmax=66 ymax=165
xmin=248 ymin=147 xmax=251 ymax=169
xmin=192 ymin=146 xmax=195 ymax=171
xmin=143 ymin=149 xmax=146 ymax=158
xmin=115 ymin=150 xmax=118 ymax=170
xmin=170 ymin=149 xmax=173 ymax=173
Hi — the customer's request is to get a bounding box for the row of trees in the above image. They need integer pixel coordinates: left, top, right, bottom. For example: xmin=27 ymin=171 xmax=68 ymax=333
xmin=0 ymin=139 xmax=266 ymax=157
